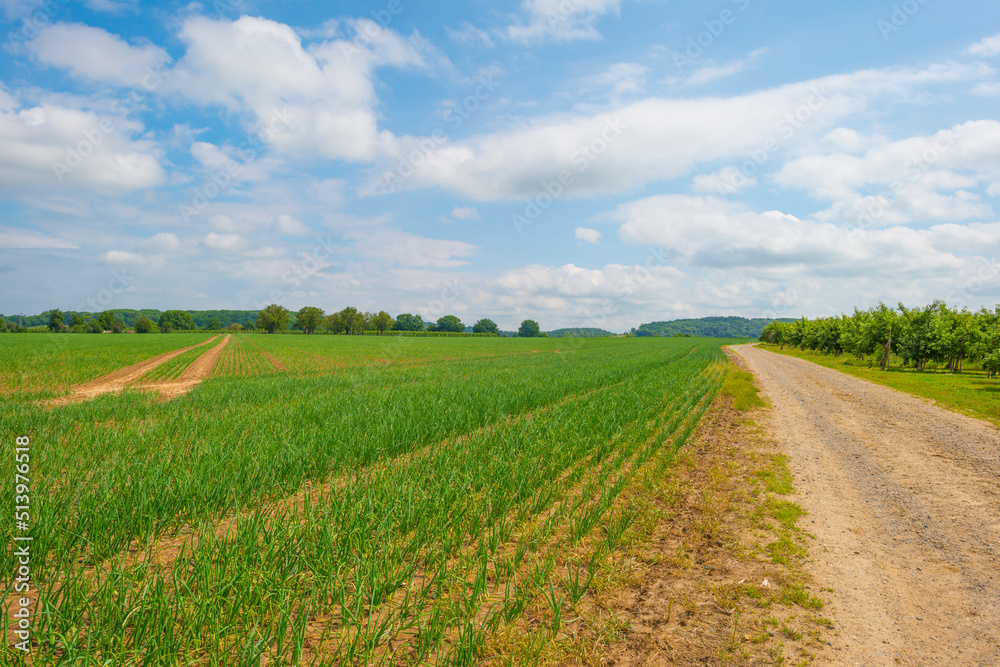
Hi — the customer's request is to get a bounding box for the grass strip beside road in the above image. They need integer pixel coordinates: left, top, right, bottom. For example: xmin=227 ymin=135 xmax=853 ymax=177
xmin=758 ymin=343 xmax=1000 ymax=425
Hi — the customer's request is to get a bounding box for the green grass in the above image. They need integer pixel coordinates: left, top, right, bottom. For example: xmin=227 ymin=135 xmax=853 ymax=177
xmin=720 ymin=369 xmax=767 ymax=411
xmin=759 ymin=343 xmax=1000 ymax=425
xmin=0 ymin=336 xmax=742 ymax=665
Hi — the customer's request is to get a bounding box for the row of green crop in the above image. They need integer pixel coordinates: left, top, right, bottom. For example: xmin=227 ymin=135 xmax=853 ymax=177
xmin=138 ymin=336 xmax=221 ymax=382
xmin=9 ymin=340 xmax=726 ymax=664
xmin=1 ymin=339 xmax=697 ymax=569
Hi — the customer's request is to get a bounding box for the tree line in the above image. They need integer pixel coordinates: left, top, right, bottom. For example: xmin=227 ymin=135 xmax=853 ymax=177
xmin=4 ymin=306 xmax=549 ymax=338
xmin=759 ymin=301 xmax=1000 ymax=377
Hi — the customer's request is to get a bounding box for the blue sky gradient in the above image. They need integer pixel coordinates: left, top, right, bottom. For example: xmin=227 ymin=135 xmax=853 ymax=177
xmin=2 ymin=0 xmax=1000 ymax=330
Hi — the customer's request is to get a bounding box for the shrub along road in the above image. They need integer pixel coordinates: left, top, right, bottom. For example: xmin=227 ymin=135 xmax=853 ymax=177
xmin=733 ymin=344 xmax=1000 ymax=665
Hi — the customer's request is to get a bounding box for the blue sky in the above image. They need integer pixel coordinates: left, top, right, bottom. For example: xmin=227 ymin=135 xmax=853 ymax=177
xmin=1 ymin=0 xmax=1000 ymax=331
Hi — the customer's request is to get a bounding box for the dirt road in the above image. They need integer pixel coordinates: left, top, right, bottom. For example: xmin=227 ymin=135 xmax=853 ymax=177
xmin=732 ymin=344 xmax=999 ymax=666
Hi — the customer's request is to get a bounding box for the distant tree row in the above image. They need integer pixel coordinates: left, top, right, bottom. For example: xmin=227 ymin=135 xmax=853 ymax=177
xmin=4 ymin=306 xmax=549 ymax=338
xmin=759 ymin=301 xmax=1000 ymax=377
xmin=253 ymin=305 xmax=546 ymax=337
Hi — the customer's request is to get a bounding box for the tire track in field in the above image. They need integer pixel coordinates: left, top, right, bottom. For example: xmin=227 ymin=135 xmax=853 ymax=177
xmin=46 ymin=335 xmax=221 ymax=405
xmin=140 ymin=334 xmax=231 ymax=399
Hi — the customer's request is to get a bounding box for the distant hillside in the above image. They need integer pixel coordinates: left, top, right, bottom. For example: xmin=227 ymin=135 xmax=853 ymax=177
xmin=635 ymin=316 xmax=795 ymax=339
xmin=547 ymin=328 xmax=615 ymax=338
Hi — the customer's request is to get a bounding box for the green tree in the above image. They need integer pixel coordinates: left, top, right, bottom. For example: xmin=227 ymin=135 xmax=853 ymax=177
xmin=0 ymin=317 xmax=6 ymax=333
xmin=393 ymin=313 xmax=425 ymax=331
xmin=70 ymin=313 xmax=83 ymax=327
xmin=324 ymin=311 xmax=346 ymax=334
xmin=206 ymin=317 xmax=221 ymax=330
xmin=339 ymin=307 xmax=366 ymax=335
xmin=519 ymin=319 xmax=541 ymax=338
xmin=159 ymin=310 xmax=196 ymax=332
xmin=256 ymin=304 xmax=290 ymax=334
xmin=472 ymin=318 xmax=499 ymax=335
xmin=436 ymin=315 xmax=464 ymax=333
xmin=295 ymin=306 xmax=325 ymax=334
xmin=48 ymin=309 xmax=64 ymax=332
xmin=372 ymin=311 xmax=394 ymax=333
xmin=97 ymin=310 xmax=119 ymax=332
xmin=134 ymin=316 xmax=157 ymax=333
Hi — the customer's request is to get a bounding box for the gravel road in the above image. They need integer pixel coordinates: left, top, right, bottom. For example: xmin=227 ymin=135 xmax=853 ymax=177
xmin=731 ymin=344 xmax=999 ymax=666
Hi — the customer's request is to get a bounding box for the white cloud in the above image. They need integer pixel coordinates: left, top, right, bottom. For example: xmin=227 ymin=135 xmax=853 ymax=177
xmin=611 ymin=194 xmax=980 ymax=277
xmin=102 ymin=249 xmax=147 ymax=266
xmin=344 ymin=229 xmax=478 ymax=267
xmin=447 ymin=22 xmax=494 ymax=47
xmin=692 ymin=166 xmax=756 ymax=194
xmin=139 ymin=232 xmax=180 ymax=253
xmin=0 ymin=97 xmax=165 ymax=195
xmin=203 ymin=232 xmax=247 ymax=253
xmin=26 ymin=23 xmax=170 ymax=86
xmin=450 ymin=206 xmax=480 ymax=220
xmin=583 ymin=62 xmax=648 ymax=101
xmin=575 ymin=227 xmax=601 ymax=243
xmin=775 ymin=120 xmax=1000 ymax=225
xmin=372 ymin=62 xmax=986 ymax=201
xmin=504 ymin=0 xmax=621 ymax=43
xmin=966 ymin=33 xmax=1000 ymax=57
xmin=0 ymin=225 xmax=78 ymax=249
xmin=166 ymin=15 xmax=445 ymax=163
xmin=670 ymin=48 xmax=768 ymax=88
xmin=973 ymin=81 xmax=1000 ymax=96
xmin=275 ymin=213 xmax=311 ymax=235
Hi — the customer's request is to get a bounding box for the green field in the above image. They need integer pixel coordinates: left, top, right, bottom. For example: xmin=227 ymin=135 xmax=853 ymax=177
xmin=759 ymin=343 xmax=1000 ymax=424
xmin=1 ymin=335 xmax=740 ymax=665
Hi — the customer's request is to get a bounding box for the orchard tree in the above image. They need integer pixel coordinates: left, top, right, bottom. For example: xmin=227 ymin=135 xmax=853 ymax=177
xmin=256 ymin=304 xmax=290 ymax=334
xmin=295 ymin=306 xmax=325 ymax=334
xmin=472 ymin=318 xmax=499 ymax=335
xmin=393 ymin=313 xmax=425 ymax=331
xmin=436 ymin=315 xmax=464 ymax=333
xmin=519 ymin=319 xmax=541 ymax=338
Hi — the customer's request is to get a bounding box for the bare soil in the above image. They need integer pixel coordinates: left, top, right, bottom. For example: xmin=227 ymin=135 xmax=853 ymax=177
xmin=47 ymin=334 xmax=229 ymax=405
xmin=733 ymin=344 xmax=1000 ymax=666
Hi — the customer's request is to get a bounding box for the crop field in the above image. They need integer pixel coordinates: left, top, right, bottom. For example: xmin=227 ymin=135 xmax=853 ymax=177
xmin=1 ymin=335 xmax=736 ymax=665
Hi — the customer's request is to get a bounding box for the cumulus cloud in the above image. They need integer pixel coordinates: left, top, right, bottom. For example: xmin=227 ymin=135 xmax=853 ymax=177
xmin=101 ymin=249 xmax=147 ymax=266
xmin=203 ymin=232 xmax=247 ymax=253
xmin=966 ymin=33 xmax=1000 ymax=57
xmin=139 ymin=232 xmax=181 ymax=253
xmin=26 ymin=23 xmax=170 ymax=86
xmin=0 ymin=97 xmax=165 ymax=195
xmin=692 ymin=166 xmax=756 ymax=194
xmin=611 ymin=194 xmax=981 ymax=277
xmin=775 ymin=120 xmax=1000 ymax=225
xmin=575 ymin=227 xmax=601 ymax=243
xmin=369 ymin=62 xmax=986 ymax=201
xmin=274 ymin=214 xmax=311 ymax=235
xmin=165 ymin=15 xmax=446 ymax=163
